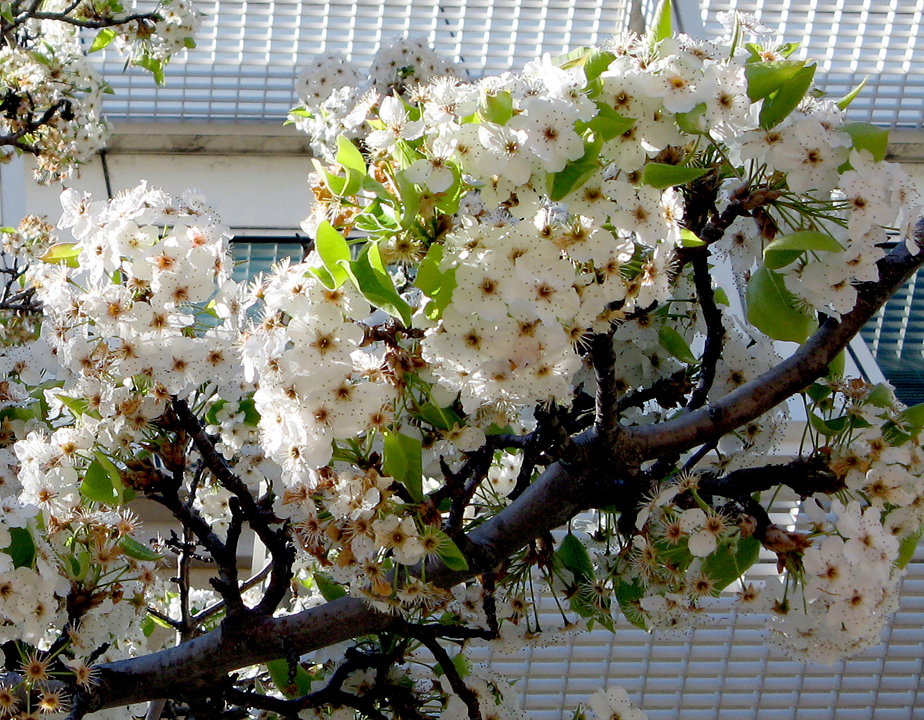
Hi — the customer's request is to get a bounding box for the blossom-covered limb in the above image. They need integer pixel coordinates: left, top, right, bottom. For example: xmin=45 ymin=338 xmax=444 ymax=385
xmin=632 ymin=219 xmax=924 ymax=460
xmin=404 ymin=624 xmax=480 ymax=720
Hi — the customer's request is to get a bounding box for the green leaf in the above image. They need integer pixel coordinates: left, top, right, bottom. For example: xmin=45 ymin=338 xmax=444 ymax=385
xmin=425 ymin=267 xmax=456 ymax=321
xmin=417 ymin=401 xmax=461 ymax=432
xmin=436 ymin=532 xmax=469 ymax=571
xmin=184 ymin=37 xmax=197 ymax=49
xmin=641 ymin=162 xmax=709 ymax=189
xmin=89 ymin=28 xmax=117 ymax=53
xmin=746 ymin=264 xmax=811 ymax=342
xmin=744 ymin=60 xmax=807 ymax=101
xmin=675 ymin=103 xmax=707 ymax=134
xmin=55 ymin=394 xmax=99 ymax=419
xmin=81 ymin=457 xmax=119 ymax=504
xmin=289 ymin=107 xmax=313 ymax=119
xmin=759 ymin=64 xmax=815 ymax=129
xmin=763 ymin=230 xmax=843 ymax=269
xmin=702 ymin=536 xmax=761 ymax=592
xmin=4 ymin=527 xmax=35 ymax=569
xmin=315 ymin=221 xmax=351 ymax=288
xmin=548 ymin=140 xmax=601 ymax=201
xmin=382 ymin=432 xmax=424 ymax=502
xmin=393 ymin=169 xmax=421 ymax=229
xmin=836 ymin=76 xmax=869 ymax=111
xmin=614 ymin=578 xmax=647 ymax=630
xmin=314 ymin=572 xmax=347 ymax=601
xmin=436 ymin=653 xmax=470 ymax=679
xmin=415 ymin=243 xmax=445 ymax=297
xmin=809 ymin=412 xmax=848 ymax=437
xmin=40 ymin=242 xmax=79 ymax=267
xmin=553 ymin=46 xmax=593 ymax=69
xmin=680 ymin=229 xmax=705 ymax=247
xmin=341 ymin=245 xmax=412 ymax=327
xmin=479 ymin=91 xmax=513 ymax=125
xmin=584 ymin=49 xmax=615 ymax=82
xmin=556 ymin=533 xmax=594 ymax=582
xmin=312 ymin=158 xmax=347 ymax=196
xmin=141 ymin=615 xmax=156 ymax=637
xmin=842 ymin=122 xmax=889 ymax=163
xmin=336 ymin=135 xmax=366 ymax=174
xmin=583 ymin=104 xmax=635 ymax=142
xmin=118 ymin=536 xmax=163 ymax=562
xmin=827 ymin=349 xmax=846 ymax=379
xmin=658 ymin=326 xmax=697 ymax=365
xmin=806 ymin=381 xmax=832 ymax=403
xmin=867 ymin=383 xmax=894 ymax=408
xmin=134 ymin=55 xmax=165 ymax=85
xmin=713 ymin=287 xmax=730 ymax=306
xmin=897 ymin=527 xmax=923 ymax=569
xmin=266 ymin=658 xmax=312 ymax=700
xmin=647 ymin=0 xmax=672 ymax=53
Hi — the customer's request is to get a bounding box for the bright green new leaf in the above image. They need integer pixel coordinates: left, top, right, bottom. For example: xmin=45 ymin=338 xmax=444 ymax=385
xmin=827 ymin=349 xmax=846 ymax=379
xmin=680 ymin=229 xmax=705 ymax=247
xmin=713 ymin=287 xmax=730 ymax=306
xmin=842 ymin=122 xmax=890 ymax=163
xmin=415 ymin=243 xmax=445 ymax=297
xmin=340 ymin=246 xmax=412 ymax=327
xmin=759 ymin=64 xmax=816 ymax=129
xmin=314 ymin=572 xmax=347 ymax=601
xmin=647 ymin=0 xmax=672 ymax=53
xmin=425 ymin=267 xmax=456 ymax=321
xmin=118 ymin=536 xmax=164 ymax=562
xmin=763 ymin=230 xmax=843 ymax=269
xmin=312 ymin=158 xmax=346 ymax=196
xmin=315 ymin=221 xmax=351 ymax=288
xmin=744 ymin=60 xmax=807 ymax=101
xmin=641 ymin=162 xmax=709 ymax=189
xmin=436 ymin=653 xmax=470 ymax=679
xmin=40 ymin=242 xmax=79 ymax=267
xmin=479 ymin=91 xmax=513 ymax=125
xmin=837 ymin=76 xmax=869 ymax=110
xmin=135 ymin=55 xmax=165 ymax=85
xmin=584 ymin=49 xmax=616 ymax=82
xmin=658 ymin=325 xmax=697 ymax=365
xmin=553 ymin=46 xmax=593 ymax=69
xmin=141 ymin=615 xmax=156 ymax=637
xmin=89 ymin=28 xmax=117 ymax=53
xmin=746 ymin=264 xmax=812 ymax=342
xmin=382 ymin=431 xmax=424 ymax=502
xmin=436 ymin=531 xmax=469 ymax=571
xmin=336 ymin=135 xmax=366 ymax=174
xmin=898 ymin=527 xmax=924 ymax=569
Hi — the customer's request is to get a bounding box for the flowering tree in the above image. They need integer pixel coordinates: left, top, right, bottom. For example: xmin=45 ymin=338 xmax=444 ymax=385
xmin=0 ymin=0 xmax=199 ymax=182
xmin=0 ymin=3 xmax=923 ymax=719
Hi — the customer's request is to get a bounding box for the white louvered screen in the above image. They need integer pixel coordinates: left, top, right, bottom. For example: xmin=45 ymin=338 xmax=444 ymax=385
xmin=697 ymin=0 xmax=924 ymax=130
xmin=90 ymin=0 xmax=630 ymax=122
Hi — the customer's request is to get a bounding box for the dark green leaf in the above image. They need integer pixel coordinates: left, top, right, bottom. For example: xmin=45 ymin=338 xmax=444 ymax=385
xmin=556 ymin=533 xmax=594 ymax=582
xmin=548 ymin=140 xmax=601 ymax=201
xmin=702 ymin=536 xmax=760 ymax=592
xmin=119 ymin=536 xmax=163 ymax=562
xmin=658 ymin=325 xmax=697 ymax=365
xmin=81 ymin=458 xmax=119 ymax=504
xmin=341 ymin=245 xmax=412 ymax=327
xmin=4 ymin=527 xmax=35 ymax=569
xmin=266 ymin=659 xmax=312 ymax=700
xmin=746 ymin=264 xmax=811 ymax=342
xmin=582 ymin=104 xmax=635 ymax=142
